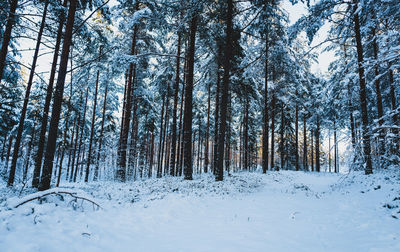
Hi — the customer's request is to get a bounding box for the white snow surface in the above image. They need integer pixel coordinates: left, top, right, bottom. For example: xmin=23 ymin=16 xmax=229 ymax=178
xmin=0 ymin=170 xmax=399 ymax=252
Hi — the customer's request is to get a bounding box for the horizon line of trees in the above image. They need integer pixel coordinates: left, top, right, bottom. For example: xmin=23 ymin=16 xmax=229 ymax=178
xmin=0 ymin=0 xmax=398 ymax=190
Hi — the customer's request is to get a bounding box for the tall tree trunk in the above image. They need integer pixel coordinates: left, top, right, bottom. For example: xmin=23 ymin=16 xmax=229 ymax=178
xmin=388 ymin=67 xmax=397 ymax=125
xmin=66 ymin=114 xmax=78 ymax=180
xmin=328 ymin=129 xmax=331 ymax=172
xmin=197 ymin=118 xmax=202 ymax=172
xmin=182 ymin=15 xmax=198 ymax=180
xmin=334 ymin=120 xmax=338 ymax=173
xmin=244 ymin=101 xmax=249 ymax=170
xmin=39 ymin=0 xmax=78 ymax=190
xmin=23 ymin=125 xmax=36 ymax=182
xmin=85 ymin=48 xmax=101 ymax=182
xmin=295 ymin=93 xmax=299 ymax=171
xmin=1 ymin=136 xmax=7 ymax=161
xmin=225 ymin=94 xmax=232 ymax=172
xmin=128 ymin=65 xmax=138 ymax=180
xmin=215 ymin=0 xmax=233 ymax=181
xmin=311 ymin=129 xmax=314 ymax=172
xmin=119 ymin=72 xmax=128 ymax=143
xmin=72 ymin=86 xmax=89 ymax=182
xmin=117 ymin=9 xmax=139 ymax=182
xmin=8 ymin=1 xmax=49 ymax=187
xmin=315 ymin=116 xmax=320 ymax=172
xmin=303 ymin=114 xmax=307 ymax=170
xmin=69 ymin=107 xmax=80 ymax=182
xmin=353 ymin=0 xmax=373 ymax=175
xmin=170 ymin=29 xmax=182 ymax=176
xmin=157 ymin=97 xmax=166 ymax=178
xmin=0 ymin=0 xmax=18 ymax=82
xmin=204 ymin=81 xmax=211 ymax=173
xmin=262 ymin=37 xmax=269 ymax=174
xmin=6 ymin=136 xmax=13 ymax=170
xmin=94 ymin=83 xmax=108 ymax=181
xmin=213 ymin=62 xmax=221 ymax=175
xmin=162 ymin=108 xmax=170 ymax=176
xmin=372 ymin=28 xmax=385 ymax=157
xmin=270 ymin=94 xmax=275 ymax=171
xmin=279 ymin=103 xmax=284 ymax=171
xmin=388 ymin=66 xmax=399 ymax=151
xmin=33 ymin=0 xmax=67 ymax=188
xmin=148 ymin=131 xmax=155 ymax=178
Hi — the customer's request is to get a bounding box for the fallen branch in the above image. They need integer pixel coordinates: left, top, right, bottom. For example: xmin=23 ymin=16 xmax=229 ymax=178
xmin=10 ymin=188 xmax=101 ymax=210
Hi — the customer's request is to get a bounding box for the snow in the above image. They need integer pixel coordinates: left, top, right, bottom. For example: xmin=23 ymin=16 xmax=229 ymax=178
xmin=0 ymin=170 xmax=399 ymax=251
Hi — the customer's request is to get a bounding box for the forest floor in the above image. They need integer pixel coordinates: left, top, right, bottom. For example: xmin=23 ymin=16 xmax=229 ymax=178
xmin=0 ymin=168 xmax=399 ymax=251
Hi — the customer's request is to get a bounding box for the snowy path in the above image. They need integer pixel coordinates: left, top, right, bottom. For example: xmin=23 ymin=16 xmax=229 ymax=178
xmin=1 ymin=171 xmax=399 ymax=251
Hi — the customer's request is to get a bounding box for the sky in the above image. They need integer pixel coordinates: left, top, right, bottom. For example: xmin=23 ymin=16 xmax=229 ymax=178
xmin=281 ymin=0 xmax=336 ymax=76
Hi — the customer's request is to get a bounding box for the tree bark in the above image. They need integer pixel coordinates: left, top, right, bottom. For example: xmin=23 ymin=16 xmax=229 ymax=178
xmin=216 ymin=0 xmax=233 ymax=181
xmin=157 ymin=96 xmax=166 ymax=178
xmin=372 ymin=28 xmax=385 ymax=156
xmin=204 ymin=81 xmax=211 ymax=173
xmin=315 ymin=116 xmax=320 ymax=172
xmin=279 ymin=104 xmax=284 ymax=171
xmin=353 ymin=1 xmax=373 ymax=175
xmin=311 ymin=128 xmax=314 ymax=172
xmin=170 ymin=29 xmax=182 ymax=176
xmin=262 ymin=37 xmax=269 ymax=173
xmin=295 ymin=93 xmax=299 ymax=171
xmin=182 ymin=15 xmax=198 ymax=180
xmin=270 ymin=94 xmax=275 ymax=171
xmin=302 ymin=115 xmax=306 ymax=171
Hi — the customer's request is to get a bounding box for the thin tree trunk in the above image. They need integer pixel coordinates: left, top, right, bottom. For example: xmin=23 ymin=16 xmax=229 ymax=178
xmin=213 ymin=64 xmax=221 ymax=175
xmin=182 ymin=15 xmax=198 ymax=180
xmin=157 ymin=97 xmax=166 ymax=178
xmin=94 ymin=83 xmax=108 ymax=181
xmin=117 ymin=6 xmax=139 ymax=182
xmin=85 ymin=47 xmax=102 ymax=182
xmin=311 ymin=129 xmax=314 ymax=172
xmin=128 ymin=65 xmax=138 ymax=180
xmin=271 ymin=94 xmax=275 ymax=171
xmin=170 ymin=28 xmax=182 ymax=176
xmin=280 ymin=103 xmax=284 ymax=171
xmin=204 ymin=81 xmax=211 ymax=173
xmin=66 ymin=114 xmax=78 ymax=180
xmin=216 ymin=0 xmax=233 ymax=181
xmin=295 ymin=93 xmax=299 ymax=171
xmin=6 ymin=136 xmax=13 ymax=170
xmin=23 ymin=125 xmax=36 ymax=182
xmin=328 ymin=129 xmax=331 ymax=172
xmin=353 ymin=0 xmax=373 ymax=175
xmin=262 ymin=36 xmax=269 ymax=173
xmin=8 ymin=1 xmax=49 ymax=187
xmin=244 ymin=101 xmax=249 ymax=171
xmin=315 ymin=116 xmax=320 ymax=172
xmin=72 ymin=86 xmax=89 ymax=182
xmin=149 ymin=131 xmax=155 ymax=178
xmin=303 ymin=114 xmax=307 ymax=170
xmin=334 ymin=120 xmax=338 ymax=173
xmin=372 ymin=28 xmax=385 ymax=157
xmin=0 ymin=0 xmax=19 ymax=82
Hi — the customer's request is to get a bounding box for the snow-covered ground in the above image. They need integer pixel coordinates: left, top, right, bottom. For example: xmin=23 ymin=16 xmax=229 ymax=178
xmin=0 ymin=170 xmax=399 ymax=252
